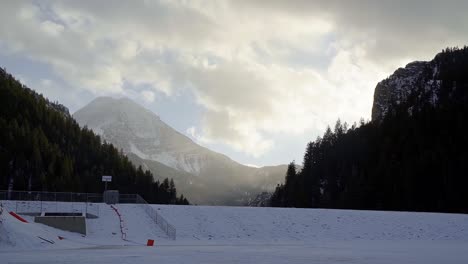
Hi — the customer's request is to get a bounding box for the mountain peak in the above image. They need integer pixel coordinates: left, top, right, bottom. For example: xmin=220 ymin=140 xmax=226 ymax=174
xmin=83 ymin=96 xmax=160 ymax=118
xmin=73 ymin=96 xmax=287 ymax=205
xmin=74 ymin=96 xmax=211 ymax=173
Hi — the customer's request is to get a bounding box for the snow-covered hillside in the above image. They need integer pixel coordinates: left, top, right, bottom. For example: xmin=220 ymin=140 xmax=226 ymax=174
xmin=1 ymin=202 xmax=468 ymax=263
xmin=73 ymin=97 xmax=287 ymax=205
xmin=73 ymin=97 xmax=211 ymax=175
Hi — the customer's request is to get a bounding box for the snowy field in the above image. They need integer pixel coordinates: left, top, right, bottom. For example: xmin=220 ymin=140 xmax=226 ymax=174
xmin=1 ymin=202 xmax=468 ymax=263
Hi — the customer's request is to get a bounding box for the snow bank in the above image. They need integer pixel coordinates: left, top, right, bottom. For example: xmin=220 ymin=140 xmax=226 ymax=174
xmin=0 ymin=202 xmax=168 ymax=249
xmin=87 ymin=204 xmax=168 ymax=245
xmin=0 ymin=208 xmax=81 ymax=249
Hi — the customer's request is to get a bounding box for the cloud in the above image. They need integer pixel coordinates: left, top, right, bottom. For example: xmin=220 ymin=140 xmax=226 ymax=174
xmin=1 ymin=0 xmax=466 ymax=157
xmin=141 ymin=90 xmax=156 ymax=103
xmin=235 ymin=0 xmax=468 ymax=65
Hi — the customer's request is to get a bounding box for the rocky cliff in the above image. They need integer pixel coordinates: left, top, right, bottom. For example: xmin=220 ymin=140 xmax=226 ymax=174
xmin=371 ymin=60 xmax=441 ymax=121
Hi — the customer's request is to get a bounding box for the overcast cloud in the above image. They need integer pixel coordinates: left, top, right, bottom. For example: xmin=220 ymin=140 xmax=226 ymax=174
xmin=1 ymin=0 xmax=467 ymax=163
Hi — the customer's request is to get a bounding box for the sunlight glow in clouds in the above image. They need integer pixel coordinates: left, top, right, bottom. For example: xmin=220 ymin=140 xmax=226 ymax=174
xmin=1 ymin=0 xmax=467 ymax=162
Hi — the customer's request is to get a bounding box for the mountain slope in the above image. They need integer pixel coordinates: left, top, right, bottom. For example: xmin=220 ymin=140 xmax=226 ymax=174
xmin=74 ymin=97 xmax=287 ymax=205
xmin=73 ymin=97 xmax=215 ymax=175
xmin=0 ymin=68 xmax=187 ymax=204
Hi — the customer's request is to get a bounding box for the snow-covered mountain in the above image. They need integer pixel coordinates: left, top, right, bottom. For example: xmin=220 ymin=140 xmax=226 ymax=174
xmin=73 ymin=97 xmax=286 ymax=205
xmin=371 ymin=60 xmax=441 ymax=121
xmin=73 ymin=97 xmax=216 ymax=175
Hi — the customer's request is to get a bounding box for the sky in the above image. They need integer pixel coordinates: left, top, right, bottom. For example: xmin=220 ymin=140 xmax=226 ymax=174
xmin=1 ymin=1 xmax=467 ymax=167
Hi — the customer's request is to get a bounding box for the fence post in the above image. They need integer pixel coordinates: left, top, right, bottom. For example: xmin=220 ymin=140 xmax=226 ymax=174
xmin=85 ymin=200 xmax=88 ymax=216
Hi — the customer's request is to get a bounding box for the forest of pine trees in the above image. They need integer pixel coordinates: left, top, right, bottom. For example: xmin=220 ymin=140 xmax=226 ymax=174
xmin=0 ymin=68 xmax=189 ymax=205
xmin=270 ymin=47 xmax=468 ymax=213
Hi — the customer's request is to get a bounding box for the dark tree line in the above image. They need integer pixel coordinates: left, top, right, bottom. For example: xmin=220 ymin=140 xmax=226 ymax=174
xmin=271 ymin=47 xmax=468 ymax=213
xmin=0 ymin=68 xmax=188 ymax=205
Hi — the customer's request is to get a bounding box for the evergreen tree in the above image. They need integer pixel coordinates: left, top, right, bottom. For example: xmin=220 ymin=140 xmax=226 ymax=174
xmin=270 ymin=47 xmax=468 ymax=213
xmin=0 ymin=68 xmax=189 ymax=205
xmin=283 ymin=161 xmax=297 ymax=207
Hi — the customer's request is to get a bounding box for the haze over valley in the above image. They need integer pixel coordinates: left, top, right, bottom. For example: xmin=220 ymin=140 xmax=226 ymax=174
xmin=74 ymin=97 xmax=287 ymax=205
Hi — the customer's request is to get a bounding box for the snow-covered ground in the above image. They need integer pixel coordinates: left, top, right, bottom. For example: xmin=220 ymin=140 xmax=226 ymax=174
xmin=1 ymin=202 xmax=468 ymax=263
xmin=0 ymin=202 xmax=169 ymax=248
xmin=154 ymin=205 xmax=468 ymax=243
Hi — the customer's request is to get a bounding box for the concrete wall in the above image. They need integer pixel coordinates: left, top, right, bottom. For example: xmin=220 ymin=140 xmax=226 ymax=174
xmin=35 ymin=215 xmax=87 ymax=235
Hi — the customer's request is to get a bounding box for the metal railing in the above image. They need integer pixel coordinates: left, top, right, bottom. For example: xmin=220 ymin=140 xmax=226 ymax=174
xmin=134 ymin=194 xmax=177 ymax=240
xmin=0 ymin=190 xmax=101 ymax=217
xmin=0 ymin=190 xmax=103 ymax=203
xmin=0 ymin=190 xmax=177 ymax=240
xmin=118 ymin=194 xmax=140 ymax=204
